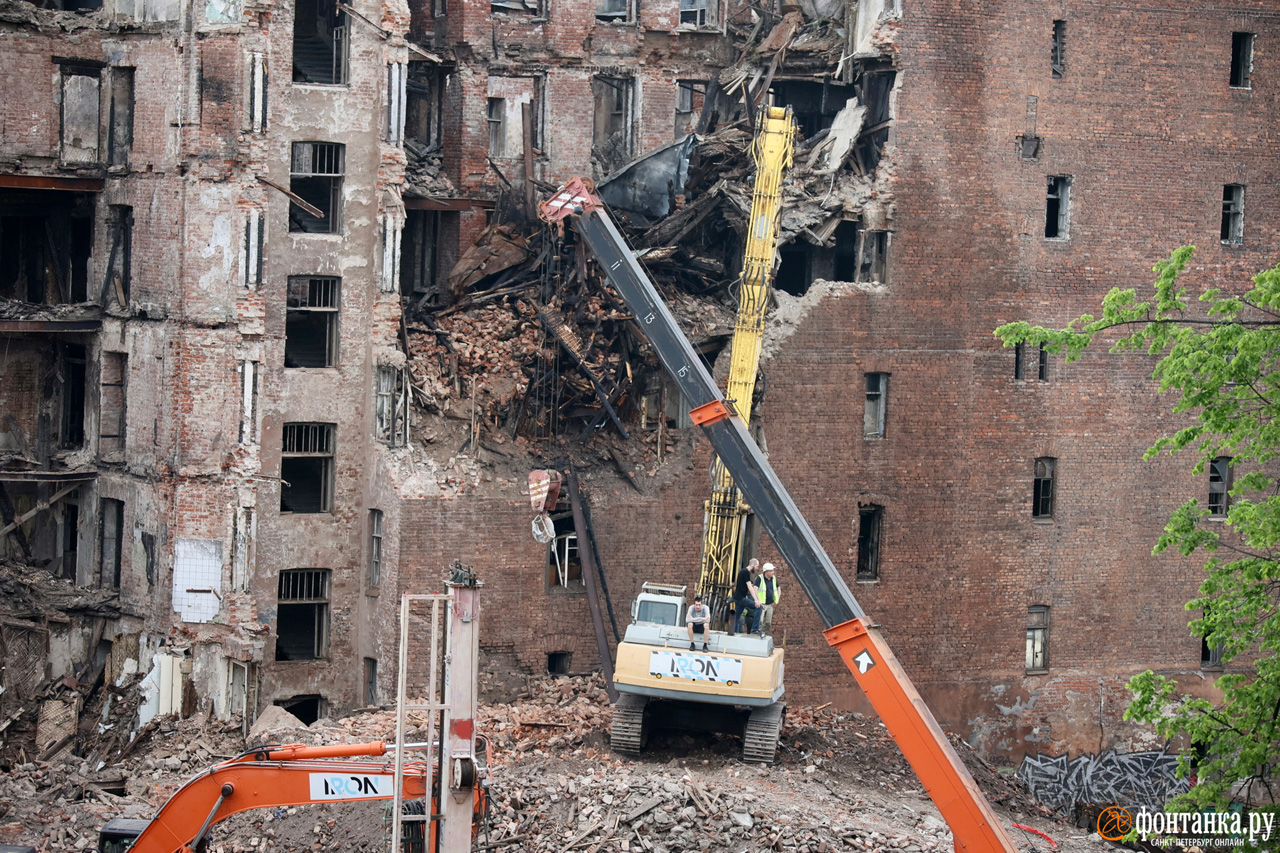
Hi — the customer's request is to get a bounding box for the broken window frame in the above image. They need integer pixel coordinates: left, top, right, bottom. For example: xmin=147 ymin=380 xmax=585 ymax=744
xmin=864 ymin=373 xmax=888 ymax=439
xmin=280 ymin=423 xmax=336 ymax=514
xmin=288 ymin=142 xmax=345 ymax=234
xmin=592 ymin=76 xmax=635 ymax=166
xmin=1209 ymin=456 xmax=1232 ymax=517
xmin=59 ymin=62 xmax=103 ymax=165
xmin=675 ymin=80 xmax=702 ymax=137
xmin=677 ymin=0 xmax=719 ymax=30
xmin=405 ymin=62 xmax=444 ymax=150
xmin=107 ymin=66 xmax=135 ymax=169
xmin=1044 ymin=175 xmax=1071 ymax=240
xmin=1033 ymin=457 xmax=1055 ymax=519
xmin=487 ymin=98 xmax=506 ymax=158
xmin=547 ymin=512 xmax=584 ymax=591
xmin=105 ymin=205 xmax=132 ymax=306
xmin=285 ymin=276 xmax=340 ymax=368
xmin=1051 ymin=20 xmax=1065 ymax=79
xmin=364 ymin=657 xmax=378 ymax=705
xmin=275 ymin=568 xmax=331 ymax=661
xmin=1017 ymin=135 xmax=1042 ymax=160
xmin=291 ymin=0 xmax=349 ymax=85
xmin=99 ymin=350 xmax=127 ymax=458
xmin=375 ymin=365 xmax=408 ymax=447
xmin=856 ymin=505 xmax=883 ymax=581
xmin=98 ymin=497 xmax=124 ymax=589
xmin=1230 ymin=32 xmax=1255 ymax=89
xmin=1221 ymin=184 xmax=1245 ymax=245
xmin=1026 ymin=605 xmax=1049 ymax=672
xmin=596 ymin=0 xmax=632 ymax=23
xmin=368 ymin=508 xmax=383 ymax=588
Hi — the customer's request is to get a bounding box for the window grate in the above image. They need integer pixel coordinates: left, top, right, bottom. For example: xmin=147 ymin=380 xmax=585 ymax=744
xmin=283 ymin=423 xmax=334 ymax=455
xmin=279 ymin=568 xmax=330 ymax=602
xmin=292 ymin=142 xmax=344 ymax=177
xmin=287 ymin=276 xmax=340 ymax=309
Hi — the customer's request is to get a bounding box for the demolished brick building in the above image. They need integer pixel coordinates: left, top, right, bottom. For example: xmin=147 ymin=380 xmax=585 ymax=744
xmin=1 ymin=0 xmax=1277 ymax=767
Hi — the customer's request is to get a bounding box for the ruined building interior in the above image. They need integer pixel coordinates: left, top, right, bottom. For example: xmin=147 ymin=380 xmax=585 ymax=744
xmin=0 ymin=0 xmax=1277 ymax=805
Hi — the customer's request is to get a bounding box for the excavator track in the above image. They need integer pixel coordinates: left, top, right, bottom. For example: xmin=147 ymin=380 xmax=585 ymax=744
xmin=610 ymin=693 xmax=649 ymax=755
xmin=742 ymin=701 xmax=785 ymax=764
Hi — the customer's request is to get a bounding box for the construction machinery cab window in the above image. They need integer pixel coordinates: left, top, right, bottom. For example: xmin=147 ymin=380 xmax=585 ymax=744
xmin=276 ymin=569 xmax=330 ymax=661
xmin=636 ymin=599 xmax=680 ymax=626
xmin=547 ymin=512 xmax=583 ymax=591
xmin=292 ymin=0 xmax=348 ymax=85
xmin=280 ymin=423 xmax=335 ymax=513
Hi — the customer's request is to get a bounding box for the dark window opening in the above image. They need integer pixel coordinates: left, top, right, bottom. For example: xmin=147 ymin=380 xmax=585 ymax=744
xmin=591 ymin=76 xmax=634 ymax=175
xmin=100 ymin=351 xmax=127 ymax=456
xmin=547 ymin=651 xmax=572 ymax=675
xmin=61 ymin=343 xmax=87 ymax=450
xmin=547 ymin=512 xmax=582 ymax=589
xmin=276 ymin=569 xmax=330 ymax=660
xmin=401 ymin=209 xmax=441 ymax=298
xmin=292 ymin=0 xmax=348 ymax=85
xmin=405 ymin=63 xmax=444 ymax=149
xmin=491 ymin=0 xmax=542 ymax=14
xmin=771 ymin=80 xmax=858 ymax=141
xmin=1231 ymin=32 xmax=1254 ymax=89
xmin=364 ymin=658 xmax=378 ymax=705
xmin=1209 ymin=456 xmax=1231 ymax=516
xmin=275 ymin=694 xmax=326 ymax=724
xmin=289 ymin=142 xmax=344 ymax=233
xmin=1201 ymin=636 xmax=1224 ymax=669
xmin=1051 ymin=20 xmax=1065 ymax=78
xmin=1018 ymin=135 xmax=1042 ymax=159
xmin=1014 ymin=342 xmax=1025 ymax=380
xmin=107 ymin=67 xmax=134 ymax=168
xmin=375 ymin=366 xmax=407 ymax=446
xmin=775 ymin=247 xmax=812 ymax=296
xmin=832 ymin=221 xmax=859 ymax=281
xmin=1045 ymin=175 xmax=1071 ymax=239
xmin=141 ymin=530 xmax=156 ymax=587
xmin=1221 ymin=184 xmax=1244 ymax=244
xmin=60 ymin=497 xmax=79 ymax=582
xmin=857 ymin=229 xmax=888 ymax=283
xmin=280 ymin=423 xmax=335 ymax=513
xmin=1033 ymin=457 xmax=1055 ymax=519
xmin=0 ymin=190 xmax=94 ymax=305
xmin=864 ymin=373 xmax=887 ymax=438
xmin=1037 ymin=343 xmax=1049 ymax=381
xmin=105 ymin=205 xmax=132 ymax=306
xmin=285 ymin=276 xmax=339 ymax=367
xmin=856 ymin=505 xmax=883 ymax=581
xmin=99 ymin=497 xmax=123 ymax=588
xmin=1026 ymin=605 xmax=1049 ymax=671
xmin=41 ymin=0 xmax=102 ymax=11
xmin=854 ymin=66 xmax=895 ymax=172
xmin=368 ymin=508 xmax=383 ymax=587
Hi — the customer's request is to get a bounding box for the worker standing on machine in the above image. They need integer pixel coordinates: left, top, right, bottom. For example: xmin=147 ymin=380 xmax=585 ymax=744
xmin=687 ymin=594 xmax=711 ymax=650
xmin=754 ymin=563 xmax=780 ymax=635
xmin=734 ymin=560 xmax=762 ymax=634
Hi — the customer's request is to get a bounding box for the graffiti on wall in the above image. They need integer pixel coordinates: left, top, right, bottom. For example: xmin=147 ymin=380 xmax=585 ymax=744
xmin=1017 ymin=749 xmax=1190 ymax=813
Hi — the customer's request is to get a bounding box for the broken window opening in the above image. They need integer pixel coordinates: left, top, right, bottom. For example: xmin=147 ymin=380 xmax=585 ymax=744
xmin=675 ymin=81 xmax=704 ymax=138
xmin=1033 ymin=457 xmax=1055 ymax=519
xmin=364 ymin=657 xmax=378 ymax=705
xmin=1018 ymin=135 xmax=1042 ymax=160
xmin=1201 ymin=635 xmax=1224 ymax=669
xmin=292 ymin=0 xmax=348 ymax=85
xmin=239 ymin=359 xmax=259 ymax=444
xmin=60 ymin=494 xmax=80 ymax=582
xmin=857 ymin=229 xmax=888 ymax=284
xmin=61 ymin=343 xmax=87 ymax=450
xmin=99 ymin=351 xmax=127 ymax=457
xmin=864 ymin=373 xmax=887 ymax=439
xmin=275 ymin=568 xmax=331 ymax=661
xmin=596 ymin=0 xmax=630 ymax=23
xmin=232 ymin=506 xmax=254 ymax=591
xmin=386 ymin=62 xmax=407 ymax=146
xmin=1231 ymin=32 xmax=1254 ymax=89
xmin=275 ymin=693 xmax=326 ymax=724
xmin=1026 ymin=605 xmax=1050 ymax=672
xmin=368 ymin=508 xmax=383 ymax=588
xmin=60 ymin=65 xmax=101 ymax=165
xmin=591 ymin=76 xmax=635 ymax=175
xmin=375 ymin=365 xmax=408 ymax=446
xmin=1051 ymin=20 xmax=1065 ymax=78
xmin=0 ymin=190 xmax=94 ymax=305
xmin=487 ymin=98 xmax=506 ymax=158
xmin=856 ymin=505 xmax=883 ymax=581
xmin=98 ymin=497 xmax=123 ymax=588
xmin=1221 ymin=184 xmax=1244 ymax=244
xmin=678 ymin=0 xmax=713 ymax=29
xmin=280 ymin=423 xmax=335 ymax=513
xmin=289 ymin=142 xmax=344 ymax=233
xmin=405 ymin=63 xmax=444 ymax=150
xmin=249 ymin=53 xmax=268 ymax=134
xmin=771 ymin=79 xmax=858 ymax=140
xmin=547 ymin=651 xmax=572 ymax=674
xmin=401 ymin=210 xmax=443 ymax=298
xmin=775 ymin=246 xmax=812 ymax=296
xmin=547 ymin=512 xmax=583 ymax=590
xmin=1044 ymin=175 xmax=1071 ymax=239
xmin=285 ymin=276 xmax=340 ymax=368
xmin=106 ymin=205 xmax=132 ymax=306
xmin=243 ymin=207 xmax=265 ymax=288
xmin=854 ymin=67 xmax=895 ymax=172
xmin=490 ymin=0 xmax=542 ymax=15
xmin=1209 ymin=456 xmax=1231 ymax=517
xmin=107 ymin=67 xmax=135 ymax=169
xmin=1014 ymin=342 xmax=1025 ymax=380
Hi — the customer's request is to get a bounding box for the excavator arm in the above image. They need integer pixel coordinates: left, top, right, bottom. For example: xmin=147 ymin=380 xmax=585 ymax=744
xmin=540 ymin=181 xmax=1017 ymax=853
xmin=121 ymin=742 xmax=470 ymax=853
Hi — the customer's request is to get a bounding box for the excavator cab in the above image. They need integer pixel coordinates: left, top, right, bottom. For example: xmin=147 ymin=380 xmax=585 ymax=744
xmin=631 ymin=583 xmax=686 ymax=626
xmin=98 ymin=818 xmax=150 ymax=853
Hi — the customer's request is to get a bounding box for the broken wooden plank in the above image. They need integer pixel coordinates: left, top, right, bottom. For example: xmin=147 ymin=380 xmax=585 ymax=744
xmin=624 ymin=795 xmax=663 ymax=823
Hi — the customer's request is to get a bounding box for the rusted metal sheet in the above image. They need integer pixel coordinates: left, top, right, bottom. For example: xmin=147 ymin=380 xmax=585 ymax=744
xmin=0 ymin=174 xmax=104 ymax=192
xmin=0 ymin=319 xmax=102 ymax=333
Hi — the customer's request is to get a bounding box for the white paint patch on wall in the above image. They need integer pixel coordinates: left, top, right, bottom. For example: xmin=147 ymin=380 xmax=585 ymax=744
xmin=173 ymin=537 xmax=223 ymax=622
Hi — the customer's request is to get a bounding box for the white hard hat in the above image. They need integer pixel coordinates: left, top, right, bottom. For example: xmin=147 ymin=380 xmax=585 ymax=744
xmin=763 ymin=562 xmax=775 ymax=572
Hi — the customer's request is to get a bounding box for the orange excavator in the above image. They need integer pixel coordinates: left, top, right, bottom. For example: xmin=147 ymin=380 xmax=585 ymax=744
xmin=98 ymin=740 xmax=489 ymax=853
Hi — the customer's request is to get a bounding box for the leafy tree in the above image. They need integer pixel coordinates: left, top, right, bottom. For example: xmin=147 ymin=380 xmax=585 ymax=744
xmin=996 ymin=246 xmax=1280 ymax=834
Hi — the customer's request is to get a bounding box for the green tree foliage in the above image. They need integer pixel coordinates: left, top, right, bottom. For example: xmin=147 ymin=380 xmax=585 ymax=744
xmin=996 ymin=247 xmax=1280 ymax=827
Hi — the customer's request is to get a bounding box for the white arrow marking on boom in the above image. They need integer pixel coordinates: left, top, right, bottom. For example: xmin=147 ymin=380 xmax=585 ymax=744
xmin=853 ymin=650 xmax=875 ymax=674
